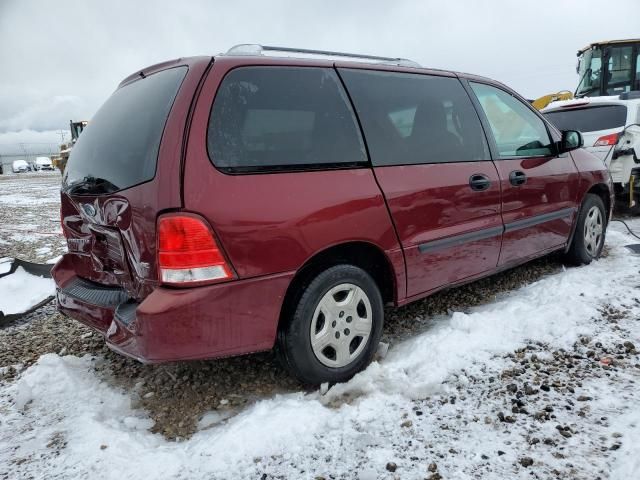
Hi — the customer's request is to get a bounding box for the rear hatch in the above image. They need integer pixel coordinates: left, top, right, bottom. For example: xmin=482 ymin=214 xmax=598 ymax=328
xmin=543 ymin=103 xmax=627 ymax=163
xmin=60 ymin=65 xmax=189 ymax=300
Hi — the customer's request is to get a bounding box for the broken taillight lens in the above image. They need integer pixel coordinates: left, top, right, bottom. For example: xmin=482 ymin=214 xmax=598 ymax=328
xmin=157 ymin=214 xmax=233 ymax=285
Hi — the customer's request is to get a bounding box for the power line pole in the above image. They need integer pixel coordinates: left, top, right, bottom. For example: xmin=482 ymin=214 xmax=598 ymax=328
xmin=57 ymin=130 xmax=67 ymax=145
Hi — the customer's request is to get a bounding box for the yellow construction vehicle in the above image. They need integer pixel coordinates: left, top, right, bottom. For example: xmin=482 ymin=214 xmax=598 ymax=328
xmin=53 ymin=120 xmax=88 ymax=173
xmin=531 ymin=91 xmax=574 ymax=110
xmin=532 ymin=38 xmax=640 ymax=110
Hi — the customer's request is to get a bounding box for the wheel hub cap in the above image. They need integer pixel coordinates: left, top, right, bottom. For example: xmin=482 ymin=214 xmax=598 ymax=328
xmin=310 ymin=283 xmax=372 ymax=368
xmin=584 ymin=206 xmax=603 ymax=256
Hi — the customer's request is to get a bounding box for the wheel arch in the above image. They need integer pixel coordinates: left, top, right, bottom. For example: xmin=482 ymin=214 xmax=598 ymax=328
xmin=586 ymin=182 xmax=612 ymax=218
xmin=278 ymin=241 xmax=397 ymax=331
xmin=565 ymin=182 xmax=611 ymax=253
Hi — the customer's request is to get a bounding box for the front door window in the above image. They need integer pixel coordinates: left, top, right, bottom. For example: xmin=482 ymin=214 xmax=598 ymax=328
xmin=470 ymin=83 xmax=553 ymax=158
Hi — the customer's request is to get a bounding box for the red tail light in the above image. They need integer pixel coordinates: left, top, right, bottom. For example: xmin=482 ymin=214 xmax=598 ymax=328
xmin=593 ymin=133 xmax=620 ymax=147
xmin=157 ymin=214 xmax=233 ymax=285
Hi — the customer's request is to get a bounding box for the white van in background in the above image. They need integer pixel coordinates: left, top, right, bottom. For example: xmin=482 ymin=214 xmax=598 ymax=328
xmin=543 ymin=93 xmax=640 ymax=209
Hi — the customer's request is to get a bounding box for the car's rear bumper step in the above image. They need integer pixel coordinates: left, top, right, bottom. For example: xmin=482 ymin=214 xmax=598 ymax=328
xmin=114 ymin=301 xmax=138 ymax=327
xmin=60 ymin=277 xmax=128 ymax=307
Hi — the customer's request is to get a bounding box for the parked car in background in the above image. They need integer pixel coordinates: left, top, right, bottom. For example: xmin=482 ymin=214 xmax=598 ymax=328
xmin=53 ymin=45 xmax=613 ymax=385
xmin=12 ymin=159 xmax=29 ymax=173
xmin=33 ymin=156 xmax=55 ymax=171
xmin=543 ymin=94 xmax=640 ymax=210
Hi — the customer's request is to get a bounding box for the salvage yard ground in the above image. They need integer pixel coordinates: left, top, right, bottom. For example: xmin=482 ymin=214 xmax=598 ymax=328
xmin=0 ymin=173 xmax=639 ymax=479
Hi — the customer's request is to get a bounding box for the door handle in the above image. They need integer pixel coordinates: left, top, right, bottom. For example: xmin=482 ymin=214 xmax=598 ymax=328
xmin=509 ymin=170 xmax=527 ymax=186
xmin=469 ymin=174 xmax=491 ymax=191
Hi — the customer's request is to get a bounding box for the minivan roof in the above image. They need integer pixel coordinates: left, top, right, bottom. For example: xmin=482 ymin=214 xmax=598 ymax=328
xmin=218 ymin=51 xmax=499 ymax=83
xmin=217 ymin=44 xmax=506 ymax=82
xmin=116 ymin=49 xmax=505 ymax=96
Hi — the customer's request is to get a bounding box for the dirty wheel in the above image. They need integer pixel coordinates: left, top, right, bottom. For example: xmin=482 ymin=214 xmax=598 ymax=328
xmin=276 ymin=265 xmax=384 ymax=386
xmin=565 ymin=193 xmax=607 ymax=265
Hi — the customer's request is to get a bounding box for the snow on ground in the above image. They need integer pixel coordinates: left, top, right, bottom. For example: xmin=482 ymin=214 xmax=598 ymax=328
xmin=0 ymin=172 xmax=66 ymax=263
xmin=609 ymin=408 xmax=640 ymax=479
xmin=0 ymin=266 xmax=54 ymax=315
xmin=0 ymin=258 xmax=10 ymax=275
xmin=1 ymin=222 xmax=639 ymax=479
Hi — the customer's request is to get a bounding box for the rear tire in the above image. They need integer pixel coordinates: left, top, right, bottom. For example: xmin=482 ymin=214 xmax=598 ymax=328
xmin=565 ymin=194 xmax=607 ymax=265
xmin=276 ymin=265 xmax=384 ymax=386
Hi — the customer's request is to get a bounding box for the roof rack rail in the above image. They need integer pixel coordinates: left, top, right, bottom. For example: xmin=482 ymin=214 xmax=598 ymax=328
xmin=224 ymin=44 xmax=421 ymax=68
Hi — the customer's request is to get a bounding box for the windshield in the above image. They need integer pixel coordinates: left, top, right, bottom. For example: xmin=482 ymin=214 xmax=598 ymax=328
xmin=576 ymin=44 xmax=638 ymax=97
xmin=63 ymin=66 xmax=187 ymax=193
xmin=544 ymin=105 xmax=627 ymax=133
xmin=576 ymin=47 xmax=602 ymax=97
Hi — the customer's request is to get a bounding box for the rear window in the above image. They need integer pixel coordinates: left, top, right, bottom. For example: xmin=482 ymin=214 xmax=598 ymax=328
xmin=543 ymin=105 xmax=627 ymax=133
xmin=338 ymin=69 xmax=490 ymax=166
xmin=63 ymin=66 xmax=187 ymax=191
xmin=208 ymin=67 xmax=366 ymax=172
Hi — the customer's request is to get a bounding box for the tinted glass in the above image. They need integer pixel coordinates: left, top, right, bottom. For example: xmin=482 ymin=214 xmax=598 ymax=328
xmin=470 ymin=82 xmax=553 ymax=157
xmin=543 ymin=105 xmax=627 ymax=133
xmin=339 ymin=69 xmax=489 ymax=166
xmin=63 ymin=67 xmax=187 ymax=191
xmin=208 ymin=67 xmax=366 ymax=171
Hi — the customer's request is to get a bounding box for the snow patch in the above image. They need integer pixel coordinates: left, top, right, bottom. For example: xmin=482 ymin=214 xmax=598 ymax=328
xmin=0 ymin=258 xmax=11 ymax=275
xmin=0 ymin=266 xmax=54 ymax=315
xmin=609 ymin=403 xmax=640 ymax=479
xmin=197 ymin=410 xmax=234 ymax=430
xmin=46 ymin=255 xmax=63 ymax=264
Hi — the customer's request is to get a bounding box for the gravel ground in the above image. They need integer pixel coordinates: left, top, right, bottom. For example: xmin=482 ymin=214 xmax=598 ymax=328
xmin=0 ymin=255 xmax=562 ymax=440
xmin=291 ymin=303 xmax=639 ymax=480
xmin=1 ymin=174 xmax=638 ymax=480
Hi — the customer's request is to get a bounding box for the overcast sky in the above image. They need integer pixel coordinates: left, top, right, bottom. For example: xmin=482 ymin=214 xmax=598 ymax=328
xmin=1 ymin=0 xmax=639 ymax=150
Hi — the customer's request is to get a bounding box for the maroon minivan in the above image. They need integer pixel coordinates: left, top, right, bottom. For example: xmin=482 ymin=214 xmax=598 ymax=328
xmin=53 ymin=45 xmax=612 ymax=385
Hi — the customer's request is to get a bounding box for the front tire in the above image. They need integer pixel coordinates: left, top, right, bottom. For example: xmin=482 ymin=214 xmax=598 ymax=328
xmin=276 ymin=265 xmax=384 ymax=386
xmin=565 ymin=194 xmax=607 ymax=265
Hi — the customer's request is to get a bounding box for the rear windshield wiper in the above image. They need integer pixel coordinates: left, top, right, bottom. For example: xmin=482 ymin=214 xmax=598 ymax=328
xmin=64 ymin=175 xmax=119 ymax=195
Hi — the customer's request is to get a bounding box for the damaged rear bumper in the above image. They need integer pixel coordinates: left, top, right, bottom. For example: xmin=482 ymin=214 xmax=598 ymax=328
xmin=52 ymin=254 xmax=294 ymax=363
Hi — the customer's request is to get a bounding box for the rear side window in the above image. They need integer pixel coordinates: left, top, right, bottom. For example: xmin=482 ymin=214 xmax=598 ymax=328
xmin=208 ymin=67 xmax=366 ymax=172
xmin=63 ymin=66 xmax=187 ymax=191
xmin=470 ymin=82 xmax=553 ymax=158
xmin=543 ymin=105 xmax=627 ymax=133
xmin=338 ymin=69 xmax=490 ymax=166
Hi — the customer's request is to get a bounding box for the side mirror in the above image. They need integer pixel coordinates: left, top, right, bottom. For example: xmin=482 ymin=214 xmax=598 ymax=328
xmin=560 ymin=130 xmax=583 ymax=153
